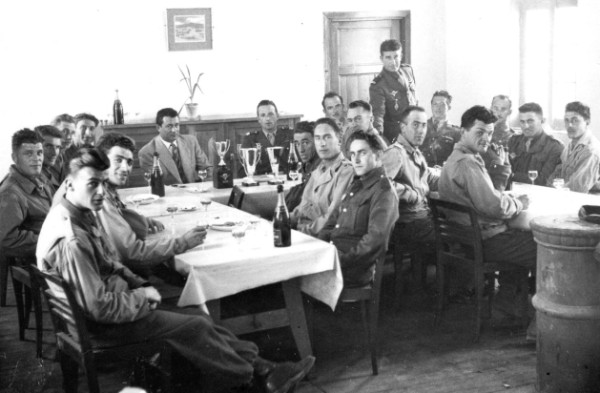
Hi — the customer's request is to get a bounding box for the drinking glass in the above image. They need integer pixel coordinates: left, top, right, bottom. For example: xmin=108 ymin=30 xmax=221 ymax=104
xmin=143 ymin=171 xmax=151 ymax=192
xmin=166 ymin=204 xmax=179 ymax=235
xmin=528 ymin=170 xmax=538 ymax=185
xmin=552 ymin=178 xmax=565 ymax=190
xmin=232 ymin=224 xmax=247 ymax=246
xmin=197 ymin=169 xmax=208 ymax=192
xmin=200 ymin=198 xmax=212 ymax=212
xmin=289 ymin=169 xmax=299 ymax=182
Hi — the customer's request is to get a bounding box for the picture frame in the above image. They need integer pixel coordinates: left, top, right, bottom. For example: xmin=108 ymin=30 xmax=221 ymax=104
xmin=166 ymin=8 xmax=212 ymax=51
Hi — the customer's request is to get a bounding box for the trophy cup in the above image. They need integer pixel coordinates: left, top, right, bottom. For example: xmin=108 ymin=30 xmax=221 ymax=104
xmin=239 ymin=147 xmax=261 ymax=187
xmin=212 ymin=139 xmax=233 ymax=189
xmin=266 ymin=146 xmax=284 ymax=185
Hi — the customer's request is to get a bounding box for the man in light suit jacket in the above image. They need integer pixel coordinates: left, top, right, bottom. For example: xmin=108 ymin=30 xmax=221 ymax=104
xmin=139 ymin=107 xmax=211 ymax=185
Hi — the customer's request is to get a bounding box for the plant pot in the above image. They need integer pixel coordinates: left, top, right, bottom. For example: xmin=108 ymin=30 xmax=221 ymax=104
xmin=185 ymin=103 xmax=200 ymax=120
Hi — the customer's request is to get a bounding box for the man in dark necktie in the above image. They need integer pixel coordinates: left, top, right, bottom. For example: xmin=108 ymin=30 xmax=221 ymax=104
xmin=382 ymin=106 xmax=439 ymax=266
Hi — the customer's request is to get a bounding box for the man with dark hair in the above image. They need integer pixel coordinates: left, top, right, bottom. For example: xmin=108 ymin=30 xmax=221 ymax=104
xmin=421 ymin=90 xmax=462 ymax=167
xmin=34 ymin=125 xmax=63 ymax=193
xmin=74 ymin=112 xmax=100 ymax=147
xmin=51 ymin=113 xmax=77 ymax=182
xmin=241 ymin=99 xmax=294 ymax=175
xmin=439 ymin=106 xmax=536 ymax=331
xmin=292 ymin=118 xmax=354 ymax=236
xmin=0 ymin=129 xmax=53 ymax=260
xmin=38 ymin=148 xmax=314 ymax=393
xmin=139 ymin=107 xmax=211 ymax=185
xmin=341 ymin=100 xmax=388 ymax=157
xmin=549 ymin=101 xmax=600 ymax=193
xmin=321 ymin=91 xmax=346 ymax=129
xmin=285 ymin=121 xmax=321 ymax=211
xmin=369 ymin=39 xmax=418 ymax=143
xmin=508 ymin=102 xmax=564 ymax=186
xmin=319 ymin=131 xmax=398 ymax=286
xmin=382 ymin=105 xmax=438 ymax=252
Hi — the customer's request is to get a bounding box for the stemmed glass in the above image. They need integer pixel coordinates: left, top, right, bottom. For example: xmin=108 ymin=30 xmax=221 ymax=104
xmin=289 ymin=168 xmax=300 ymax=182
xmin=143 ymin=171 xmax=151 ymax=192
xmin=528 ymin=170 xmax=538 ymax=185
xmin=200 ymin=198 xmax=212 ymax=212
xmin=166 ymin=204 xmax=179 ymax=235
xmin=232 ymin=223 xmax=247 ymax=247
xmin=197 ymin=169 xmax=208 ymax=192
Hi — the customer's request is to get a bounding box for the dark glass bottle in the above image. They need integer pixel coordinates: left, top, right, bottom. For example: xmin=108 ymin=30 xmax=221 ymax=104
xmin=150 ymin=153 xmax=165 ymax=197
xmin=287 ymin=141 xmax=299 ymax=180
xmin=113 ymin=89 xmax=124 ymax=125
xmin=273 ymin=184 xmax=291 ymax=247
xmin=213 ymin=153 xmax=233 ymax=189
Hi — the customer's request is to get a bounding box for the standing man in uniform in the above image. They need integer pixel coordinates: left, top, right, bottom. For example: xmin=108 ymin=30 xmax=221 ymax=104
xmin=242 ymin=100 xmax=294 ymax=176
xmin=421 ymin=90 xmax=462 ymax=167
xmin=369 ymin=39 xmax=417 ymax=144
xmin=322 ymin=92 xmax=346 ymax=130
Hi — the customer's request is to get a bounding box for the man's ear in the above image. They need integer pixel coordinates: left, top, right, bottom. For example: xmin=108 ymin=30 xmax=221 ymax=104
xmin=65 ymin=176 xmax=74 ymax=191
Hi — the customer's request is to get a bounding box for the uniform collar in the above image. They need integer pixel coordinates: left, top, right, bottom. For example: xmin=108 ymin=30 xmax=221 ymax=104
xmin=354 ymin=166 xmax=386 ymax=189
xmin=8 ymin=165 xmax=46 ymax=195
xmin=394 ymin=134 xmax=419 ymax=154
xmin=319 ymin=152 xmax=345 ymax=171
xmin=570 ymin=130 xmax=593 ymax=149
xmin=60 ymin=196 xmax=97 ymax=230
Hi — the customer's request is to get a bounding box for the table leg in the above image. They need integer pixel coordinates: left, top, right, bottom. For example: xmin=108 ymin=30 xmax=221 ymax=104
xmin=281 ymin=279 xmax=313 ymax=359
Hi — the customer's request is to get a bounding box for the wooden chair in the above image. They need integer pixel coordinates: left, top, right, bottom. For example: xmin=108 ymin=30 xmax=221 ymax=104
xmin=429 ymin=197 xmax=529 ymax=341
xmin=31 ymin=266 xmax=172 ymax=393
xmin=338 ymin=256 xmax=386 ymax=375
xmin=227 ymin=185 xmax=245 ymax=209
xmin=1 ymin=253 xmax=13 ymax=306
xmin=10 ymin=264 xmax=44 ymax=358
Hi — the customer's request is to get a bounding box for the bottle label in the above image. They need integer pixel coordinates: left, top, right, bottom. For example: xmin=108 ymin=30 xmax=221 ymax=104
xmin=274 ymin=229 xmax=282 ymax=246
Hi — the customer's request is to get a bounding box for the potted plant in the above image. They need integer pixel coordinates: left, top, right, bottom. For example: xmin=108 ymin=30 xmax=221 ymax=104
xmin=178 ymin=65 xmax=204 ymax=120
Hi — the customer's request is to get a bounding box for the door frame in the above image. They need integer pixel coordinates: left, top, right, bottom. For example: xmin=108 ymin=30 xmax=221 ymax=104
xmin=323 ymin=11 xmax=411 ymax=93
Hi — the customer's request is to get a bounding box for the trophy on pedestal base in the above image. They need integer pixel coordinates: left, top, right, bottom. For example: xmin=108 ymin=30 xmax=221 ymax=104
xmin=212 ymin=140 xmax=233 ymax=189
xmin=237 ymin=144 xmax=261 ymax=187
xmin=267 ymin=146 xmax=285 ymax=185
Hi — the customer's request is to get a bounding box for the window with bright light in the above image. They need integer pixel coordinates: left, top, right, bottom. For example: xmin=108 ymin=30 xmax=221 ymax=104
xmin=520 ymin=0 xmax=578 ymax=129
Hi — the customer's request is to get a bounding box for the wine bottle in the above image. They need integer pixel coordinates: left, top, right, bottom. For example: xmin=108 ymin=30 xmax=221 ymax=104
xmin=113 ymin=89 xmax=124 ymax=125
xmin=287 ymin=141 xmax=299 ymax=180
xmin=150 ymin=153 xmax=165 ymax=197
xmin=273 ymin=184 xmax=291 ymax=247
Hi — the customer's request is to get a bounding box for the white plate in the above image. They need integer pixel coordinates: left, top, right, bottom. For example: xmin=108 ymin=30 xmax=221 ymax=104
xmin=127 ymin=194 xmax=159 ymax=205
xmin=210 ymin=222 xmax=237 ymax=232
xmin=180 ymin=205 xmax=197 ymax=212
xmin=184 ymin=187 xmax=202 ymax=193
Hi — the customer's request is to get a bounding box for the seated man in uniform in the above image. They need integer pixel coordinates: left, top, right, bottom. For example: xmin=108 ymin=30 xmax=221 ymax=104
xmin=548 ymin=101 xmax=600 ymax=193
xmin=37 ymin=149 xmax=315 ymax=393
xmin=74 ymin=112 xmax=101 ymax=147
xmin=319 ymin=131 xmax=398 ymax=287
xmin=482 ymin=95 xmax=515 ymax=190
xmin=35 ymin=125 xmax=63 ymax=194
xmin=321 ymin=91 xmax=346 ymax=130
xmin=382 ymin=106 xmax=438 ymax=257
xmin=241 ymin=100 xmax=294 ymax=176
xmin=439 ymin=105 xmax=536 ymax=333
xmin=52 ymin=132 xmax=207 ymax=297
xmin=0 ymin=129 xmax=53 ymax=263
xmin=421 ymin=90 xmax=462 ymax=167
xmin=139 ymin=107 xmax=211 ymax=185
xmin=285 ymin=121 xmax=321 ymax=211
xmin=50 ymin=113 xmax=77 ymax=182
xmin=291 ymin=118 xmax=354 ymax=236
xmin=508 ymin=102 xmax=564 ymax=186
xmin=341 ymin=100 xmax=388 ymax=158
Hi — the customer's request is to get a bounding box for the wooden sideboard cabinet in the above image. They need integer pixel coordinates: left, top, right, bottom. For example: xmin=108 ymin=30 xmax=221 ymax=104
xmin=103 ymin=113 xmax=302 ymax=187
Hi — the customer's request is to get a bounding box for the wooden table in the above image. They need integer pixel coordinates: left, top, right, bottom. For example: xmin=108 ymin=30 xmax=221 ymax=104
xmin=508 ymin=182 xmax=600 ymax=230
xmin=118 ymin=176 xmax=300 ymax=219
xmin=135 ymin=195 xmax=342 ymax=359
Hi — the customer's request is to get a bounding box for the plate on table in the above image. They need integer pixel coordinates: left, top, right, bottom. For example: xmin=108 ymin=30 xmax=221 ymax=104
xmin=184 ymin=187 xmax=202 ymax=193
xmin=210 ymin=221 xmax=238 ymax=232
xmin=180 ymin=205 xmax=197 ymax=212
xmin=127 ymin=194 xmax=159 ymax=205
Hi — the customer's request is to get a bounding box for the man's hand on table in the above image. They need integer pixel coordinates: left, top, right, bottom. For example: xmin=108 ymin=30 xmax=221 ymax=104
xmin=516 ymin=194 xmax=531 ymax=210
xmin=182 ymin=227 xmax=208 ymax=249
xmin=142 ymin=286 xmax=162 ymax=310
xmin=147 ymin=218 xmax=165 ymax=233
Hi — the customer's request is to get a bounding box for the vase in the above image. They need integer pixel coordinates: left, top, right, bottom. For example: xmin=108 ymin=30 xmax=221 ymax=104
xmin=185 ymin=103 xmax=200 ymax=120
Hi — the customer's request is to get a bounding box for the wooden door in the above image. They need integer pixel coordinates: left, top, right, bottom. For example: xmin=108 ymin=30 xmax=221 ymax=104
xmin=324 ymin=12 xmax=411 ymax=105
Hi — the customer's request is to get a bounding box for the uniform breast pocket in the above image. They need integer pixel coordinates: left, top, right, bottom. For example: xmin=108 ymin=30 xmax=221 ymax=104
xmin=345 ymin=198 xmax=371 ymax=235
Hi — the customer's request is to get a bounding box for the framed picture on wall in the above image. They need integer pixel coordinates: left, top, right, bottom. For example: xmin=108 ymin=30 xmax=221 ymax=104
xmin=167 ymin=8 xmax=212 ymax=51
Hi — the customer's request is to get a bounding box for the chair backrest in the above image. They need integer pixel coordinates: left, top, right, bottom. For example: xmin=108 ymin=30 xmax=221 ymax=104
xmin=30 ymin=266 xmax=94 ymax=361
xmin=428 ymin=196 xmax=484 ymax=263
xmin=228 ymin=185 xmax=245 ymax=209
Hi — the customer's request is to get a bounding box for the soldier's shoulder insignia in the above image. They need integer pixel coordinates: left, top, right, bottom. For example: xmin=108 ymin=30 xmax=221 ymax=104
xmin=371 ymin=74 xmax=383 ymax=85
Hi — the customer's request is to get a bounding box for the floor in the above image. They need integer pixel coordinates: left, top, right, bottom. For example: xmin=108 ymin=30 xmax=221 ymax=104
xmin=0 ymin=266 xmax=537 ymax=393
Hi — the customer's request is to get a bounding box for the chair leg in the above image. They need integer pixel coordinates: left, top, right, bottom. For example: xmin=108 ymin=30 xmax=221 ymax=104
xmin=83 ymin=352 xmax=101 ymax=393
xmin=12 ymin=276 xmax=25 ymax=340
xmin=368 ymin=297 xmax=381 ymax=375
xmin=24 ymin=286 xmax=33 ymax=328
xmin=59 ymin=352 xmax=80 ymax=393
xmin=33 ymin=286 xmax=44 ymax=358
xmin=1 ymin=255 xmax=8 ymax=307
xmin=474 ymin=270 xmax=484 ymax=342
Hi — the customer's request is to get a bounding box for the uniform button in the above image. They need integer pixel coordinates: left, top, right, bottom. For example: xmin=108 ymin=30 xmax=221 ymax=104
xmin=349 ymin=193 xmax=354 ymax=196
xmin=342 ymin=208 xmax=347 ymax=212
xmin=335 ymin=224 xmax=340 ymax=228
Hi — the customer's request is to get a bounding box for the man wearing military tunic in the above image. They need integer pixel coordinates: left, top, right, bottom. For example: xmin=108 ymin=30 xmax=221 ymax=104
xmin=369 ymin=39 xmax=417 ymax=144
xmin=241 ymin=100 xmax=294 ymax=176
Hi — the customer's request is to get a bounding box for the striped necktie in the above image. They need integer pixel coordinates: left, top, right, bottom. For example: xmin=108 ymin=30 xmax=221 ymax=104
xmin=170 ymin=143 xmax=188 ymax=183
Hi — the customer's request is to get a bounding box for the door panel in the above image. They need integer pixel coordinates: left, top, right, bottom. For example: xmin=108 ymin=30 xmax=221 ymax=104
xmin=324 ymin=12 xmax=410 ymax=105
